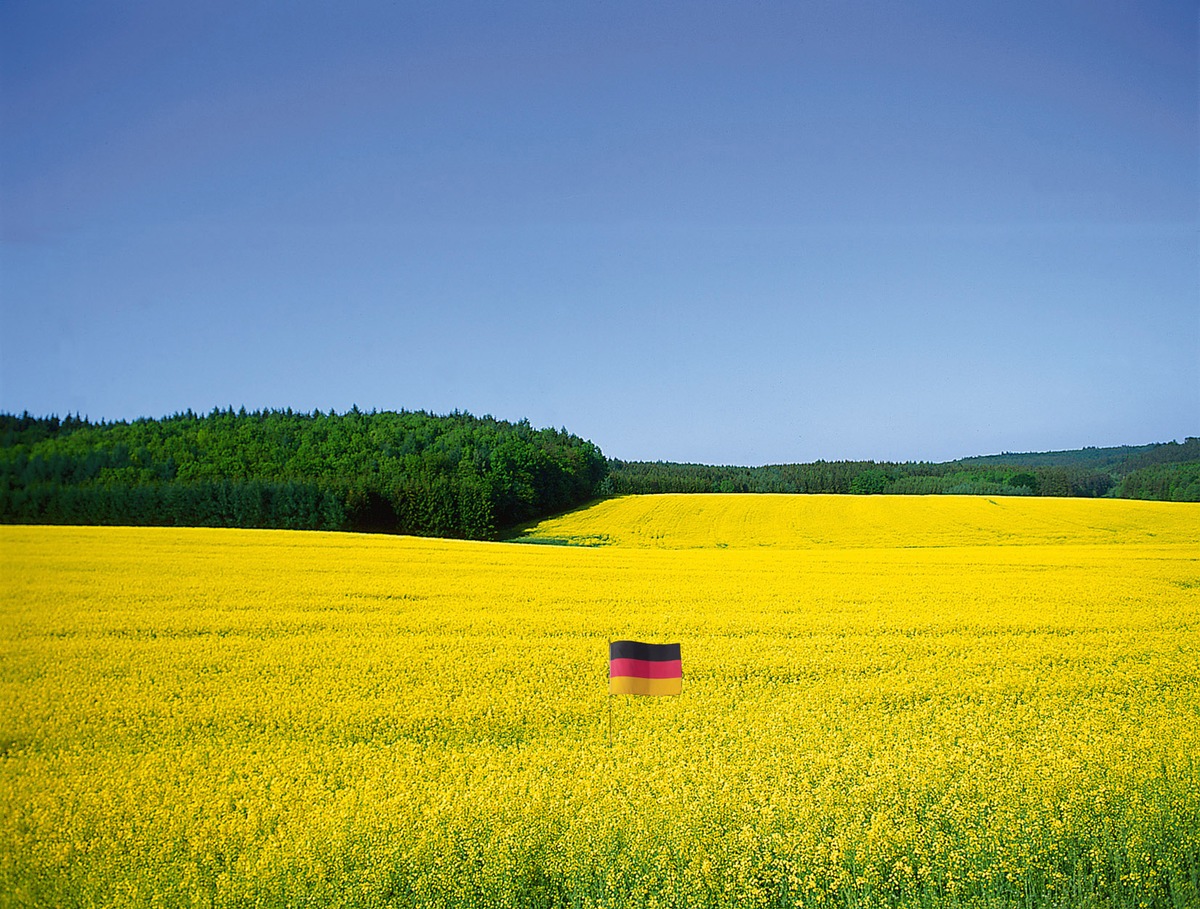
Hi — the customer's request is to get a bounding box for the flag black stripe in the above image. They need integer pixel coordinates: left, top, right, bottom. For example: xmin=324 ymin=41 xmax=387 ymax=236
xmin=609 ymin=640 xmax=681 ymax=662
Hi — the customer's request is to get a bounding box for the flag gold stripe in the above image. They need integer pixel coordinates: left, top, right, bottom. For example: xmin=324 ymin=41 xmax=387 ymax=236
xmin=608 ymin=675 xmax=682 ymax=696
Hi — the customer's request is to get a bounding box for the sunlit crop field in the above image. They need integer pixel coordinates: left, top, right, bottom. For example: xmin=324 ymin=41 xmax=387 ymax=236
xmin=517 ymin=493 xmax=1200 ymax=550
xmin=2 ymin=496 xmax=1198 ymax=908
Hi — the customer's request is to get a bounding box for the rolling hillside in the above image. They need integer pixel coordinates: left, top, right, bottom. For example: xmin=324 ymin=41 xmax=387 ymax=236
xmin=515 ymin=493 xmax=1200 ymax=549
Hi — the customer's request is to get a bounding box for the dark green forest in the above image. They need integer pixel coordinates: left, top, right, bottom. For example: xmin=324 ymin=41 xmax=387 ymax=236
xmin=603 ymin=438 xmax=1200 ymax=502
xmin=2 ymin=410 xmax=1195 ymax=541
xmin=0 ymin=409 xmax=608 ymax=539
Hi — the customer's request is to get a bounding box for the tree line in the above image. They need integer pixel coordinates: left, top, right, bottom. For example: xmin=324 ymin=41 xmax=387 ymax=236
xmin=0 ymin=408 xmax=609 ymax=539
xmin=603 ymin=438 xmax=1200 ymax=502
xmin=3 ymin=411 xmax=1194 ymax=539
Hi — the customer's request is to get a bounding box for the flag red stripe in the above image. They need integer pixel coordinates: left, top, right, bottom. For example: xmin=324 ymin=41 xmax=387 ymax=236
xmin=609 ymin=657 xmax=682 ymax=679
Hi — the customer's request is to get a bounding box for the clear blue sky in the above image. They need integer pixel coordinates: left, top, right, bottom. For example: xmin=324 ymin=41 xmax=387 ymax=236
xmin=2 ymin=1 xmax=1196 ymax=464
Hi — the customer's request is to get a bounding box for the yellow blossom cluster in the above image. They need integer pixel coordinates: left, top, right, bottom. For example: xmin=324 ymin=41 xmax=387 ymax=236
xmin=1 ymin=495 xmax=1197 ymax=907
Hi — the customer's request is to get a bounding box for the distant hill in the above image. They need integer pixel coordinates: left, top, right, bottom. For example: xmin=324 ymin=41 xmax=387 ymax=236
xmin=604 ymin=438 xmax=1200 ymax=502
xmin=0 ymin=408 xmax=608 ymax=539
xmin=958 ymin=443 xmax=1162 ymax=470
xmin=953 ymin=440 xmax=1200 ymax=500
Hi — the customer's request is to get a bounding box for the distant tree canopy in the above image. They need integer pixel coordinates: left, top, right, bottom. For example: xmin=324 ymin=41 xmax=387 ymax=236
xmin=603 ymin=438 xmax=1200 ymax=502
xmin=0 ymin=409 xmax=609 ymax=539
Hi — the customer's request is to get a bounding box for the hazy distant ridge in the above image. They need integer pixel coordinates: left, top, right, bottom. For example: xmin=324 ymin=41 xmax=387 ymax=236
xmin=605 ymin=438 xmax=1200 ymax=501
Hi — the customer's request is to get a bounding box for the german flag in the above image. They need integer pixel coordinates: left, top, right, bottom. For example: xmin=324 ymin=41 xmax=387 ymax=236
xmin=609 ymin=640 xmax=682 ymax=696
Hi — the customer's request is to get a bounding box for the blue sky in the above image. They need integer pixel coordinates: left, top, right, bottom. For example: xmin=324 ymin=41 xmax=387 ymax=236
xmin=2 ymin=1 xmax=1196 ymax=464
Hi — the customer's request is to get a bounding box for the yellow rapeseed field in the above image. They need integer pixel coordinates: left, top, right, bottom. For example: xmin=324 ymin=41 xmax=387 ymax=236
xmin=2 ymin=496 xmax=1198 ymax=908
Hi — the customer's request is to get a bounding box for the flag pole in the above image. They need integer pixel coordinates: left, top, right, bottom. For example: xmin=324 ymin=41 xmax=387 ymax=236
xmin=606 ymin=637 xmax=612 ymax=745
